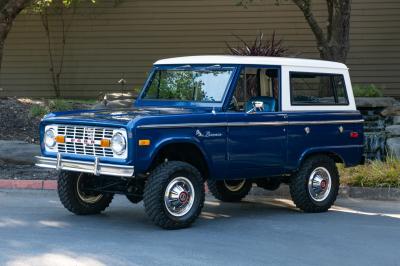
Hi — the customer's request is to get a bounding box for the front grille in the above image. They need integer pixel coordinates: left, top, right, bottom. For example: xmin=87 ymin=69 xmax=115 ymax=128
xmin=57 ymin=125 xmax=115 ymax=157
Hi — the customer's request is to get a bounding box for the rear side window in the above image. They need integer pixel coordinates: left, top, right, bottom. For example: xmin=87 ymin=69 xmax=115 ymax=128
xmin=290 ymin=72 xmax=349 ymax=105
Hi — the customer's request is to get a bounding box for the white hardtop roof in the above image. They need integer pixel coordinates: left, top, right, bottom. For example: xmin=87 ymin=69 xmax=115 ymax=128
xmin=154 ymin=55 xmax=348 ymax=70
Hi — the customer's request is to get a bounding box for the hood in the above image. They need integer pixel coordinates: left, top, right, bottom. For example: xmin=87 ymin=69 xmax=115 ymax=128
xmin=43 ymin=107 xmax=207 ymax=125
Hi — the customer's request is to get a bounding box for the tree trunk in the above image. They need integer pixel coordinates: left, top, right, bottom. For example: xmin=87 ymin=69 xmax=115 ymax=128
xmin=0 ymin=0 xmax=32 ymax=73
xmin=293 ymin=0 xmax=351 ymax=63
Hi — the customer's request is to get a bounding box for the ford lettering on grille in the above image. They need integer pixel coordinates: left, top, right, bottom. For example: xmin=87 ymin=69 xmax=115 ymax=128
xmin=57 ymin=125 xmax=115 ymax=157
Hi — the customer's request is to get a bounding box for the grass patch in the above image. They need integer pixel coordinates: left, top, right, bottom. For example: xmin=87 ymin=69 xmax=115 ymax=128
xmin=66 ymin=99 xmax=98 ymax=104
xmin=352 ymin=84 xmax=384 ymax=97
xmin=29 ymin=105 xmax=49 ymax=118
xmin=48 ymin=99 xmax=74 ymax=112
xmin=339 ymin=157 xmax=400 ymax=188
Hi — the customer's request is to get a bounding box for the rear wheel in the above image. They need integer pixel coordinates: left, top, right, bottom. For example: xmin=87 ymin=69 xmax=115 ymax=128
xmin=207 ymin=179 xmax=252 ymax=202
xmin=57 ymin=171 xmax=114 ymax=215
xmin=289 ymin=155 xmax=339 ymax=213
xmin=143 ymin=161 xmax=205 ymax=229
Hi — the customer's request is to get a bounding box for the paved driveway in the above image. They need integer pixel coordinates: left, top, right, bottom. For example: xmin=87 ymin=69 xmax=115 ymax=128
xmin=0 ymin=190 xmax=399 ymax=266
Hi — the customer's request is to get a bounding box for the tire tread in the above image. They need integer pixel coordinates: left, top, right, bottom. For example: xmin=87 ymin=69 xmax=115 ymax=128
xmin=289 ymin=155 xmax=339 ymax=213
xmin=143 ymin=161 xmax=205 ymax=229
xmin=57 ymin=171 xmax=113 ymax=215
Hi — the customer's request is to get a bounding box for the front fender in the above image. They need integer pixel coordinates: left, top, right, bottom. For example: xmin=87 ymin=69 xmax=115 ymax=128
xmin=134 ymin=135 xmax=214 ymax=175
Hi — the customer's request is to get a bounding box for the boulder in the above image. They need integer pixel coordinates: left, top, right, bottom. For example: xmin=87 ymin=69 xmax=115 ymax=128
xmin=355 ymin=97 xmax=397 ymax=108
xmin=385 ymin=125 xmax=400 ymax=137
xmin=393 ymin=116 xmax=400 ymax=125
xmin=105 ymin=99 xmax=134 ymax=109
xmin=92 ymin=99 xmax=134 ymax=110
xmin=104 ymin=92 xmax=137 ymax=101
xmin=381 ymin=105 xmax=400 ymax=117
xmin=92 ymin=101 xmax=107 ymax=109
xmin=386 ymin=137 xmax=400 ymax=158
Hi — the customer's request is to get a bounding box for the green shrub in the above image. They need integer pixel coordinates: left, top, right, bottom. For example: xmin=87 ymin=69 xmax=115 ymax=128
xmin=352 ymin=84 xmax=383 ymax=97
xmin=67 ymin=99 xmax=97 ymax=104
xmin=29 ymin=105 xmax=49 ymax=118
xmin=29 ymin=99 xmax=91 ymax=118
xmin=48 ymin=99 xmax=74 ymax=112
xmin=339 ymin=156 xmax=400 ymax=188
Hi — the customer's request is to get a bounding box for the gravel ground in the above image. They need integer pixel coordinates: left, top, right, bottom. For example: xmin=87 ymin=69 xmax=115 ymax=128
xmin=0 ymin=160 xmax=57 ymax=180
xmin=0 ymin=97 xmax=94 ymax=144
xmin=0 ymin=98 xmax=42 ymax=143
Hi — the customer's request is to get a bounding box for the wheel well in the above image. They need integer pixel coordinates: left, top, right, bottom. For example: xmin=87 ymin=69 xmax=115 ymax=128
xmin=149 ymin=142 xmax=209 ymax=180
xmin=301 ymin=152 xmax=344 ymax=166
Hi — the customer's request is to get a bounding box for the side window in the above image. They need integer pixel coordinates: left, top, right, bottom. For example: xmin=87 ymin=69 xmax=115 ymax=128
xmin=290 ymin=72 xmax=349 ymax=105
xmin=229 ymin=67 xmax=279 ymax=112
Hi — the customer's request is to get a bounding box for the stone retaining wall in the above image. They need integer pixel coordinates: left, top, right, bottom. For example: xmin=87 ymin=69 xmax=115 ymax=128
xmin=356 ymin=97 xmax=400 ymax=160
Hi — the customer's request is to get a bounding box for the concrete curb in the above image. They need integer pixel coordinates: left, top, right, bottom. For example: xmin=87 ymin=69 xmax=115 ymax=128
xmin=340 ymin=186 xmax=400 ymax=201
xmin=0 ymin=180 xmax=399 ymax=201
xmin=249 ymin=186 xmax=400 ymax=201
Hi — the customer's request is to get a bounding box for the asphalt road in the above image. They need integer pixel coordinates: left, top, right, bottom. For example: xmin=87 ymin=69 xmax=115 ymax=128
xmin=0 ymin=189 xmax=399 ymax=266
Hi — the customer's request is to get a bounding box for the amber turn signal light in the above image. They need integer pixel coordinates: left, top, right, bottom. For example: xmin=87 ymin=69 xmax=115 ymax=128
xmin=55 ymin=135 xmax=65 ymax=143
xmin=100 ymin=139 xmax=111 ymax=147
xmin=138 ymin=139 xmax=151 ymax=146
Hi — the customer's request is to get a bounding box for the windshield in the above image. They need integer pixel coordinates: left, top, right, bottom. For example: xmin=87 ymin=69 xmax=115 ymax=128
xmin=141 ymin=67 xmax=234 ymax=102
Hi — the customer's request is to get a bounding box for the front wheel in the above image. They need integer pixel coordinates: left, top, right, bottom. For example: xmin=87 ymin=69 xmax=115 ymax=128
xmin=207 ymin=179 xmax=252 ymax=202
xmin=57 ymin=171 xmax=114 ymax=215
xmin=289 ymin=155 xmax=339 ymax=213
xmin=143 ymin=161 xmax=205 ymax=229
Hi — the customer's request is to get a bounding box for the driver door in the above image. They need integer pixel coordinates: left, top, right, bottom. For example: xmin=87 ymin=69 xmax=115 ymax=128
xmin=225 ymin=67 xmax=287 ymax=179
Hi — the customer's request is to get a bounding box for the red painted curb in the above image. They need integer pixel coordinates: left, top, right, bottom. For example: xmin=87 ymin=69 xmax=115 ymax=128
xmin=0 ymin=180 xmax=57 ymax=190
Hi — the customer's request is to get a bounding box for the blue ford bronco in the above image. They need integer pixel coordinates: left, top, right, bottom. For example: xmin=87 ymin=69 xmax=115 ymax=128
xmin=36 ymin=56 xmax=364 ymax=229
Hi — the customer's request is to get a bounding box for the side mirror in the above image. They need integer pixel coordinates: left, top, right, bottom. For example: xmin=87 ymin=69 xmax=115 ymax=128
xmin=247 ymin=101 xmax=264 ymax=113
xmin=253 ymin=101 xmax=264 ymax=110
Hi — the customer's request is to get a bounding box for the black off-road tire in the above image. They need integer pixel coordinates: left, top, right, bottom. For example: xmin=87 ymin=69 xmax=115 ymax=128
xmin=289 ymin=155 xmax=339 ymax=213
xmin=207 ymin=179 xmax=252 ymax=202
xmin=126 ymin=195 xmax=143 ymax=204
xmin=57 ymin=171 xmax=114 ymax=215
xmin=143 ymin=161 xmax=205 ymax=229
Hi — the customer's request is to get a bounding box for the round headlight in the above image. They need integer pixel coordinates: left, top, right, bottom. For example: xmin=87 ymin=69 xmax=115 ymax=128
xmin=111 ymin=133 xmax=126 ymax=155
xmin=44 ymin=129 xmax=56 ymax=148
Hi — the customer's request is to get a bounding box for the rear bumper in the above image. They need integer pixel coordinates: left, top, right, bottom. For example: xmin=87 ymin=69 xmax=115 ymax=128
xmin=35 ymin=154 xmax=134 ymax=177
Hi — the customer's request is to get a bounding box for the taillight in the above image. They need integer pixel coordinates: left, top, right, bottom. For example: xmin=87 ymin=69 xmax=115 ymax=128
xmin=350 ymin=132 xmax=359 ymax=138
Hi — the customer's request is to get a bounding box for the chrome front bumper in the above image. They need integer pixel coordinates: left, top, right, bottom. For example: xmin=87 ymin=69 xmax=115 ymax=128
xmin=35 ymin=154 xmax=134 ymax=177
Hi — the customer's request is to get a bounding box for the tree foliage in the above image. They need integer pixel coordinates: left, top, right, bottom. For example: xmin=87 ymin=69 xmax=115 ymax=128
xmin=0 ymin=0 xmax=32 ymax=72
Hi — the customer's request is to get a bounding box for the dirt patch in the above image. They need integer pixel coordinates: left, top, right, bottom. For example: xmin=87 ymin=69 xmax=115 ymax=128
xmin=0 ymin=160 xmax=57 ymax=180
xmin=0 ymin=98 xmax=42 ymax=143
xmin=0 ymin=97 xmax=95 ymax=144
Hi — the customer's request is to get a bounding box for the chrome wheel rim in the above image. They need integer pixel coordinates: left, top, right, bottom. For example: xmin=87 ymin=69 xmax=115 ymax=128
xmin=307 ymin=167 xmax=332 ymax=202
xmin=164 ymin=176 xmax=195 ymax=217
xmin=224 ymin=179 xmax=246 ymax=192
xmin=76 ymin=173 xmax=103 ymax=204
